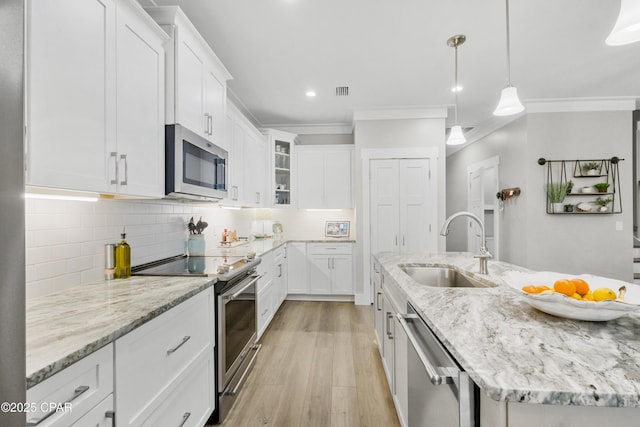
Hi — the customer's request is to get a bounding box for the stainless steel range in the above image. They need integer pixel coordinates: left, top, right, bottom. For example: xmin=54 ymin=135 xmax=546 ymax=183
xmin=132 ymin=254 xmax=262 ymax=424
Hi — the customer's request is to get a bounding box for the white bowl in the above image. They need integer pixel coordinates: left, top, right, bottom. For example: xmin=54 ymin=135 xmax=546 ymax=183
xmin=581 ymin=186 xmax=594 ymax=193
xmin=502 ymin=271 xmax=640 ymax=321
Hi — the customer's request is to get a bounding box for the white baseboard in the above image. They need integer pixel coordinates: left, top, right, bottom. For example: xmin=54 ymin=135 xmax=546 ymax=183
xmin=285 ymin=294 xmax=354 ymax=302
xmin=354 ymin=292 xmax=371 ymax=306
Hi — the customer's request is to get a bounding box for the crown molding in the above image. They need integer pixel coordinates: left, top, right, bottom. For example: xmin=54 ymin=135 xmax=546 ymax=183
xmin=352 ymin=106 xmax=448 ymax=122
xmin=262 ymin=123 xmax=353 ymax=135
xmin=525 ymin=97 xmax=638 ymax=113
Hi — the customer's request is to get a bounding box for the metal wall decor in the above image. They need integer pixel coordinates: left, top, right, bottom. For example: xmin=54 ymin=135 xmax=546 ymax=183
xmin=538 ymin=157 xmax=623 ymax=214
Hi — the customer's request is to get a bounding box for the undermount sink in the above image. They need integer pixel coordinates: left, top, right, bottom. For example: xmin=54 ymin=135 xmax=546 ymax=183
xmin=400 ymin=266 xmax=496 ymax=288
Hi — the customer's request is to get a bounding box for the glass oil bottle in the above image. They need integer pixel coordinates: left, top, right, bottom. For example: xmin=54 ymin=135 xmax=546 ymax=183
xmin=115 ymin=227 xmax=131 ymax=279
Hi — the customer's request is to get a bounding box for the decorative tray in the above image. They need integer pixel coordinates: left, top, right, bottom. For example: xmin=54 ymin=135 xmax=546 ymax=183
xmin=502 ymin=271 xmax=640 ymax=321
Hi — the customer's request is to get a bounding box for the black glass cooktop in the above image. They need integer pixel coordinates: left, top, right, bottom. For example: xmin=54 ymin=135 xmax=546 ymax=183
xmin=132 ymin=255 xmax=246 ymax=277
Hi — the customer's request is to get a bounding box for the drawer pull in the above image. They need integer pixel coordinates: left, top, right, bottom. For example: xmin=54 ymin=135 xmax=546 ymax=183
xmin=178 ymin=412 xmax=191 ymax=427
xmin=166 ymin=336 xmax=191 ymax=355
xmin=105 ymin=410 xmax=115 ymax=427
xmin=261 ymin=308 xmax=269 ymax=316
xmin=26 ymin=385 xmax=90 ymax=426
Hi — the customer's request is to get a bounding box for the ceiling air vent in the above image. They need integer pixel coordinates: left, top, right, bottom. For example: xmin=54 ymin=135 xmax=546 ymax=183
xmin=335 ymin=86 xmax=349 ymax=97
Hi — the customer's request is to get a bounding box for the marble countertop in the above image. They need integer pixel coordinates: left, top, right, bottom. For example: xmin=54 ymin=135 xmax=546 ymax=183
xmin=375 ymin=252 xmax=640 ymax=408
xmin=26 ymin=238 xmax=355 ymax=388
xmin=26 ymin=275 xmax=213 ymax=388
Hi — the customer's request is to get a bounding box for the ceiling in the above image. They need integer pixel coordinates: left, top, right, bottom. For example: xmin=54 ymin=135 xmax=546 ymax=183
xmin=144 ymin=0 xmax=640 ymax=135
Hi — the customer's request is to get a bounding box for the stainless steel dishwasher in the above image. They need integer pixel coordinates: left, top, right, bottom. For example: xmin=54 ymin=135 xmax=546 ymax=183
xmin=397 ymin=303 xmax=477 ymax=427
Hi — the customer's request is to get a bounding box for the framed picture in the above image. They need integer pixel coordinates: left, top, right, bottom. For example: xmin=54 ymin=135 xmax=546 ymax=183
xmin=325 ymin=221 xmax=350 ymax=238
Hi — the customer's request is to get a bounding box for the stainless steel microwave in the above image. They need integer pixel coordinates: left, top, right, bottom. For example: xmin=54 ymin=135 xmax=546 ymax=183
xmin=165 ymin=124 xmax=228 ymax=201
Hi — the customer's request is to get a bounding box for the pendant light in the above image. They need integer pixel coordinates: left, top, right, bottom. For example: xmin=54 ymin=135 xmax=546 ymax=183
xmin=493 ymin=0 xmax=524 ymax=116
xmin=606 ymin=0 xmax=640 ymax=46
xmin=446 ymin=34 xmax=466 ymax=146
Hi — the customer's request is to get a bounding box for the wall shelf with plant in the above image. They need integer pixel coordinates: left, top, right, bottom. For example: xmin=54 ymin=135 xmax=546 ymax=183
xmin=537 ymin=157 xmax=623 ymax=214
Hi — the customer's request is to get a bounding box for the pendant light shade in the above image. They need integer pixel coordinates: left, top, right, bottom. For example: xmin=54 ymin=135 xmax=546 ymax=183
xmin=447 ymin=125 xmax=466 ymax=146
xmin=493 ymin=86 xmax=524 ymax=116
xmin=493 ymin=0 xmax=524 ymax=117
xmin=446 ymin=34 xmax=466 ymax=146
xmin=606 ymin=0 xmax=640 ymax=46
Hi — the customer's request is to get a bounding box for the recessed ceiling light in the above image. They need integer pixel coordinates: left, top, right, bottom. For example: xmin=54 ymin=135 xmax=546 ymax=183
xmin=451 ymin=85 xmax=463 ymax=92
xmin=305 ymin=90 xmax=316 ymax=97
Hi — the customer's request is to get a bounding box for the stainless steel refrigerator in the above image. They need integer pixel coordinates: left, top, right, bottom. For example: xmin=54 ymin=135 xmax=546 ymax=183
xmin=0 ymin=0 xmax=26 ymax=425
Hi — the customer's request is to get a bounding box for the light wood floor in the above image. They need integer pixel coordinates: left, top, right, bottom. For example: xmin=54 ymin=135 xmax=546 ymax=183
xmin=216 ymin=300 xmax=400 ymax=427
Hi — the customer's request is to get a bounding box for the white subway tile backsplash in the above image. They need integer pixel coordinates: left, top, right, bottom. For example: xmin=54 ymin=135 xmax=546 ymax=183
xmin=34 ymin=260 xmax=67 ymax=281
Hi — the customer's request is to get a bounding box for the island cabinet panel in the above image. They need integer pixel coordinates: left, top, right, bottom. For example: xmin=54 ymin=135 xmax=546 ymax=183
xmin=506 ymin=400 xmax=640 ymax=427
xmin=26 ymin=344 xmax=114 ymax=427
xmin=115 ymin=288 xmax=214 ymax=427
xmin=372 ymin=259 xmax=384 ymax=353
xmin=26 ymin=0 xmax=167 ymax=197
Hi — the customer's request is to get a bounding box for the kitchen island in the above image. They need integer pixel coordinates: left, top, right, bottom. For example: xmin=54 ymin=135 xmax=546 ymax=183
xmin=375 ymin=252 xmax=640 ymax=426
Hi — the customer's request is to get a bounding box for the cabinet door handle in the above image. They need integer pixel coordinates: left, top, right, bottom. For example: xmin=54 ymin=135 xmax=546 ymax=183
xmin=403 ymin=236 xmax=405 ymax=246
xmin=26 ymin=385 xmax=90 ymax=426
xmin=376 ymin=292 xmax=382 ymax=311
xmin=395 ymin=236 xmax=398 ymax=246
xmin=327 ymin=258 xmax=331 ymax=269
xmin=119 ymin=154 xmax=128 ymax=186
xmin=204 ymin=113 xmax=209 ymax=135
xmin=105 ymin=410 xmax=115 ymax=427
xmin=178 ymin=412 xmax=191 ymax=427
xmin=110 ymin=152 xmax=118 ymax=185
xmin=166 ymin=335 xmax=191 ymax=355
xmin=208 ymin=114 xmax=213 ymax=135
xmin=386 ymin=312 xmax=393 ymax=339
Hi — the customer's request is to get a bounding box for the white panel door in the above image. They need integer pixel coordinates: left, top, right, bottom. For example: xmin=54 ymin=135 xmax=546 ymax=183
xmin=115 ymin=1 xmax=165 ymax=197
xmin=297 ymin=150 xmax=324 ymax=208
xmin=370 ymin=159 xmax=400 ymax=254
xmin=177 ymin=34 xmax=205 ymax=136
xmin=324 ymin=149 xmax=353 ymax=208
xmin=27 ymin=0 xmax=116 ymax=192
xmin=399 ymin=158 xmax=433 ymax=253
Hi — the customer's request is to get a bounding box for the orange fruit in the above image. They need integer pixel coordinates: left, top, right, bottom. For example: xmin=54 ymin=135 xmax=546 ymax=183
xmin=522 ymin=285 xmax=541 ymax=294
xmin=553 ymin=279 xmax=576 ymax=297
xmin=570 ymin=278 xmax=590 ymax=296
xmin=536 ymin=285 xmax=551 ymax=293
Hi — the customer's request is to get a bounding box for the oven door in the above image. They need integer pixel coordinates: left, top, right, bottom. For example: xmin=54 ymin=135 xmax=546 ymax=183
xmin=218 ymin=274 xmax=259 ymax=388
xmin=166 ymin=124 xmax=227 ymax=200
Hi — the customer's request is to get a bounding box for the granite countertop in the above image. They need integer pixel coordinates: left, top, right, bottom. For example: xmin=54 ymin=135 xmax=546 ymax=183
xmin=375 ymin=252 xmax=640 ymax=408
xmin=26 ymin=275 xmax=213 ymax=388
xmin=26 ymin=238 xmax=356 ymax=388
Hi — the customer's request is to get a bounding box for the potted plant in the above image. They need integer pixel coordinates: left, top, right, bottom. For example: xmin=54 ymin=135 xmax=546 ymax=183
xmin=583 ymin=161 xmax=600 ymax=176
xmin=565 ymin=180 xmax=574 ymax=194
xmin=594 ymin=182 xmax=610 ymax=193
xmin=547 ymin=182 xmax=570 ymax=213
xmin=564 ymin=203 xmax=575 ymax=213
xmin=594 ymin=196 xmax=612 ymax=212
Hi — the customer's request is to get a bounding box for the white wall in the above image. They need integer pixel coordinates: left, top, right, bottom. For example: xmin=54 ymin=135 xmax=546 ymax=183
xmin=25 ymin=197 xmax=355 ymax=299
xmin=446 ymin=111 xmax=634 ymax=281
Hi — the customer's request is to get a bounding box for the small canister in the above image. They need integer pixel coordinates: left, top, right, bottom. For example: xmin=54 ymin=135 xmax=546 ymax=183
xmin=105 ymin=243 xmax=116 ymax=280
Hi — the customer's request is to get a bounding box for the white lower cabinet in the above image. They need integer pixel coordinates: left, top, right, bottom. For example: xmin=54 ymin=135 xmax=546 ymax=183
xmin=257 ymin=283 xmax=274 ymax=339
xmin=71 ymin=395 xmax=114 ymax=427
xmin=287 ymin=242 xmax=308 ymax=294
xmin=139 ymin=351 xmax=214 ymax=427
xmin=26 ymin=344 xmax=114 ymax=427
xmin=377 ymin=268 xmax=408 ymax=427
xmin=115 ymin=288 xmax=214 ymax=427
xmin=373 ymin=259 xmax=384 ymax=352
xmin=307 ymin=243 xmax=354 ymax=295
xmin=273 ymin=246 xmax=287 ymax=310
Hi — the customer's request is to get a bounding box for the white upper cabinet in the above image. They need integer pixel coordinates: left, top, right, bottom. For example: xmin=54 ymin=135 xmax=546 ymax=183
xmin=26 ymin=0 xmax=116 ymax=193
xmin=146 ymin=6 xmax=232 ymax=151
xmin=224 ymin=101 xmax=267 ymax=207
xmin=262 ymin=129 xmax=297 ymax=208
xmin=115 ymin=0 xmax=166 ymax=196
xmin=26 ymin=0 xmax=167 ymax=197
xmin=297 ymin=145 xmax=353 ymax=209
